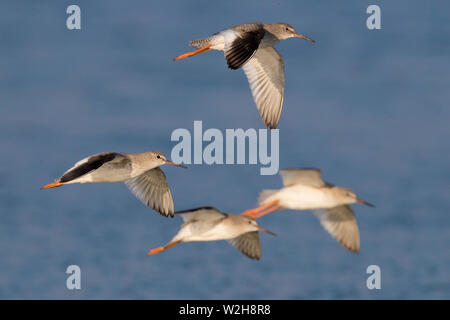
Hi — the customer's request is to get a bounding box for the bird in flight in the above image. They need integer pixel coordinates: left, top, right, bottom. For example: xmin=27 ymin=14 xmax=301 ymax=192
xmin=242 ymin=168 xmax=374 ymax=252
xmin=174 ymin=22 xmax=315 ymax=129
xmin=147 ymin=206 xmax=276 ymax=260
xmin=41 ymin=151 xmax=186 ymax=217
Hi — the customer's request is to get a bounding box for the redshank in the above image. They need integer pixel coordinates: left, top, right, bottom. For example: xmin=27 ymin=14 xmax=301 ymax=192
xmin=147 ymin=206 xmax=276 ymax=260
xmin=241 ymin=168 xmax=374 ymax=252
xmin=41 ymin=151 xmax=187 ymax=217
xmin=174 ymin=22 xmax=315 ymax=129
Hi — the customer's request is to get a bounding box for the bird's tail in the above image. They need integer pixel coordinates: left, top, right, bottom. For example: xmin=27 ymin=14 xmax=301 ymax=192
xmin=258 ymin=189 xmax=278 ymax=206
xmin=189 ymin=36 xmax=215 ymax=49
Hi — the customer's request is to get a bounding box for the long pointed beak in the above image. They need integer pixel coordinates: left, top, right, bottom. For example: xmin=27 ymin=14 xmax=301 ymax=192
xmin=293 ymin=33 xmax=315 ymax=43
xmin=257 ymin=226 xmax=277 ymax=237
xmin=356 ymin=198 xmax=375 ymax=208
xmin=164 ymin=160 xmax=187 ymax=169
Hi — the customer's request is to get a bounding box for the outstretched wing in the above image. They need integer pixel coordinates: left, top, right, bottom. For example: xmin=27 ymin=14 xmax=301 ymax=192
xmin=242 ymin=47 xmax=285 ymax=129
xmin=125 ymin=167 xmax=174 ymax=217
xmin=314 ymin=205 xmax=360 ymax=253
xmin=228 ymin=231 xmax=262 ymax=260
xmin=280 ymin=168 xmax=325 ymax=187
xmin=175 ymin=206 xmax=225 ymax=223
xmin=59 ymin=152 xmax=120 ymax=183
xmin=223 ymin=26 xmax=265 ymax=70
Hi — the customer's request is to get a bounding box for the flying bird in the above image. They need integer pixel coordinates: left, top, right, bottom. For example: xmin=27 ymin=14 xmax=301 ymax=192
xmin=242 ymin=168 xmax=374 ymax=252
xmin=173 ymin=22 xmax=315 ymax=129
xmin=147 ymin=206 xmax=276 ymax=260
xmin=41 ymin=151 xmax=186 ymax=217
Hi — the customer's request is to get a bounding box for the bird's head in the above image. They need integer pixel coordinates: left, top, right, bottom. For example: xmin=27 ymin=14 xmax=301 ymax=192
xmin=335 ymin=186 xmax=374 ymax=207
xmin=241 ymin=216 xmax=277 ymax=236
xmin=272 ymin=22 xmax=315 ymax=43
xmin=144 ymin=151 xmax=187 ymax=170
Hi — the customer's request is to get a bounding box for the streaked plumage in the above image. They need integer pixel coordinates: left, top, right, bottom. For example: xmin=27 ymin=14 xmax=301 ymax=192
xmin=174 ymin=22 xmax=315 ymax=129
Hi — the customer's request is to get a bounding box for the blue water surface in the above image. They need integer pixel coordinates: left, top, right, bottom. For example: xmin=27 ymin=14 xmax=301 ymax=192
xmin=0 ymin=0 xmax=449 ymax=299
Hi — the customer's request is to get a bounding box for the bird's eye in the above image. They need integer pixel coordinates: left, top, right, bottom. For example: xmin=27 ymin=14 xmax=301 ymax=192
xmin=157 ymin=155 xmax=161 ymax=159
xmin=286 ymin=27 xmax=289 ymax=31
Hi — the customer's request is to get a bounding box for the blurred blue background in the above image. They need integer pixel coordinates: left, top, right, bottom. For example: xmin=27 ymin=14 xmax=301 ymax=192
xmin=0 ymin=0 xmax=449 ymax=299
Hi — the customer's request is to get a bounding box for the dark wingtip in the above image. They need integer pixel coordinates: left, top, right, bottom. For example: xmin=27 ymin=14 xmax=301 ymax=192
xmin=175 ymin=206 xmax=219 ymax=214
xmin=227 ymin=63 xmax=240 ymax=70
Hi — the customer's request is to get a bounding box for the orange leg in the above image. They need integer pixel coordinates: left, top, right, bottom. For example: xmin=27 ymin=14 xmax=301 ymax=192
xmin=41 ymin=181 xmax=64 ymax=190
xmin=173 ymin=44 xmax=212 ymax=61
xmin=146 ymin=240 xmax=182 ymax=256
xmin=248 ymin=204 xmax=280 ymax=219
xmin=241 ymin=200 xmax=280 ymax=218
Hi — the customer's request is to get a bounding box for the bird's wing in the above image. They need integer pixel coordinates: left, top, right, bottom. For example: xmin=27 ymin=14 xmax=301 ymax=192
xmin=228 ymin=231 xmax=262 ymax=260
xmin=279 ymin=168 xmax=325 ymax=187
xmin=223 ymin=26 xmax=265 ymax=70
xmin=124 ymin=167 xmax=174 ymax=217
xmin=242 ymin=47 xmax=285 ymax=129
xmin=175 ymin=206 xmax=225 ymax=223
xmin=314 ymin=205 xmax=360 ymax=253
xmin=172 ymin=207 xmax=227 ymax=241
xmin=59 ymin=152 xmax=120 ymax=183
